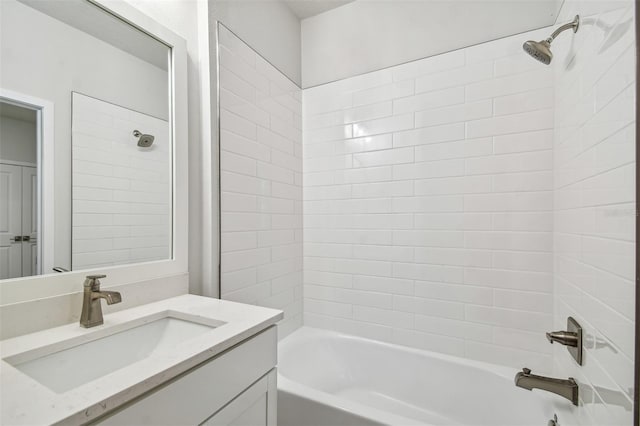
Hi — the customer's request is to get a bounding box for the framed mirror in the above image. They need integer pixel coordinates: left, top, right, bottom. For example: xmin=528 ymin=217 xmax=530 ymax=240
xmin=0 ymin=0 xmax=187 ymax=304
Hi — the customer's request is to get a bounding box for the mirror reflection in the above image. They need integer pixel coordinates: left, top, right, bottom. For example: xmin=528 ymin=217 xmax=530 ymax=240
xmin=0 ymin=0 xmax=172 ymax=279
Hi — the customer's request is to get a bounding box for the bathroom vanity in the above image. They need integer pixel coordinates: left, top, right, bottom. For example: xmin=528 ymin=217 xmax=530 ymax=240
xmin=0 ymin=295 xmax=283 ymax=425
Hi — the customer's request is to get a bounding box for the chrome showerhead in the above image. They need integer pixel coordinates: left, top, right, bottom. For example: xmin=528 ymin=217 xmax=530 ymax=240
xmin=133 ymin=129 xmax=155 ymax=147
xmin=523 ymin=15 xmax=580 ymax=65
xmin=523 ymin=39 xmax=553 ymax=65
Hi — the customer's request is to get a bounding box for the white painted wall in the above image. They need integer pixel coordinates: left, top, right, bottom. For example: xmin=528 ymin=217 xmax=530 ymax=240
xmin=300 ymin=0 xmax=564 ymax=88
xmin=212 ymin=0 xmax=301 ymax=86
xmin=0 ymin=116 xmax=36 ymax=164
xmin=219 ymin=26 xmax=303 ymax=339
xmin=0 ymin=0 xmax=168 ymax=272
xmin=552 ymin=1 xmax=635 ymax=424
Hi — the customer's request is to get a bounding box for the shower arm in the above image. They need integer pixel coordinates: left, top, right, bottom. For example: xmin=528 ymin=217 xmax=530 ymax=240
xmin=546 ymin=15 xmax=580 ymax=43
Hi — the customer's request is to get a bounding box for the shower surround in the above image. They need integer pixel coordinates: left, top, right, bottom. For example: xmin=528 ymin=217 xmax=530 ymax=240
xmin=218 ymin=3 xmax=636 ymax=423
xmin=303 ymin=26 xmax=556 ymax=373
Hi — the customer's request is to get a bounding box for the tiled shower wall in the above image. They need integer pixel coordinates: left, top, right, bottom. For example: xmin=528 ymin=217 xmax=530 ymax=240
xmin=219 ymin=25 xmax=303 ymax=338
xmin=302 ymin=27 xmax=558 ymax=371
xmin=552 ymin=1 xmax=635 ymax=424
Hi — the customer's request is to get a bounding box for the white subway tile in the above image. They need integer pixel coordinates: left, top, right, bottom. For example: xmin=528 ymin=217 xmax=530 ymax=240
xmin=257 ymin=127 xmax=294 ymax=154
xmin=352 ymin=114 xmax=414 ymax=138
xmin=352 ymin=181 xmax=414 ymax=198
xmin=493 ymin=87 xmax=554 ymax=116
xmin=493 ymin=130 xmax=553 ymax=154
xmin=393 ymin=123 xmax=465 ymax=148
xmin=344 ymin=101 xmax=393 ymax=124
xmin=393 ymin=87 xmax=464 ymax=115
xmin=352 ymin=244 xmax=414 ymax=261
xmin=415 ymin=315 xmax=492 ymax=342
xmin=219 ymin=66 xmax=255 ymax=102
xmin=414 ymin=247 xmax=492 ymax=268
xmin=305 ymin=124 xmax=352 ymax=144
xmin=466 ymin=68 xmax=553 ymax=101
xmin=464 ymin=192 xmax=552 ymax=212
xmin=414 ymin=280 xmax=493 ymax=305
xmin=219 ymin=46 xmax=268 ymax=90
xmin=393 ymin=295 xmax=465 ymax=320
xmin=464 ymin=268 xmax=552 ymax=292
xmin=221 ymin=247 xmax=270 ymax=272
xmin=391 ymin=195 xmax=464 ymax=213
xmin=221 ymin=130 xmax=270 ymax=162
xmin=393 ymin=160 xmax=466 ymax=180
xmin=465 ymin=150 xmax=552 ymax=175
xmin=415 ymin=138 xmax=493 ymax=162
xmin=415 ymin=100 xmax=492 ymax=128
xmin=221 ymin=150 xmax=257 ymax=176
xmin=465 ymin=305 xmax=552 ymax=332
xmin=335 ymin=134 xmax=393 ymax=154
xmin=393 ymin=263 xmax=464 ymax=283
xmin=415 ymin=61 xmax=493 ymax=93
xmin=466 ymin=109 xmax=553 ymax=138
xmin=220 ymin=109 xmax=257 ymax=140
xmin=305 ymin=298 xmax=352 ymax=318
xmin=392 ymin=329 xmax=465 ymax=356
xmin=413 ymin=213 xmax=492 ymax=230
xmin=221 ymin=231 xmax=257 ymax=252
xmin=352 ymin=275 xmax=414 ymax=295
xmin=334 ymin=259 xmax=393 ymax=277
xmin=414 ymin=176 xmax=492 ymax=195
xmin=353 ymin=306 xmax=413 ymax=328
xmin=352 ymin=80 xmax=414 ymax=106
xmin=220 ymin=29 xmax=302 ymax=326
xmin=353 ymin=147 xmax=414 ymax=167
xmin=493 ymin=288 xmax=553 ymax=312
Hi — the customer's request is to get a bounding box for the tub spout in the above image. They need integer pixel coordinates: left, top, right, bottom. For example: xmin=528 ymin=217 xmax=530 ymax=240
xmin=515 ymin=368 xmax=578 ymax=406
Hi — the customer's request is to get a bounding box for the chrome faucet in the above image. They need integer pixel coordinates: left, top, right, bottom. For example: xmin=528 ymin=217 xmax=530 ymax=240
xmin=515 ymin=368 xmax=579 ymax=405
xmin=79 ymin=274 xmax=122 ymax=328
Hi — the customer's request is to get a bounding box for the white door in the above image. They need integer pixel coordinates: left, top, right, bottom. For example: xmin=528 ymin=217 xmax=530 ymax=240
xmin=0 ymin=164 xmax=23 ymax=279
xmin=22 ymin=166 xmax=38 ymax=276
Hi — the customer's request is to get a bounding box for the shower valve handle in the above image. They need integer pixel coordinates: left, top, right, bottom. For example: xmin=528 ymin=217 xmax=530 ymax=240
xmin=546 ymin=331 xmax=579 ymax=347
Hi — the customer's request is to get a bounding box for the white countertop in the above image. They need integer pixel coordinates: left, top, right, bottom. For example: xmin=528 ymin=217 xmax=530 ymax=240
xmin=0 ymin=295 xmax=283 ymax=425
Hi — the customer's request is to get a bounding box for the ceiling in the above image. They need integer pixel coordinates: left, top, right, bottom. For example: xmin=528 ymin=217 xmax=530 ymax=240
xmin=18 ymin=0 xmax=169 ymax=70
xmin=284 ymin=0 xmax=355 ymax=19
xmin=301 ymin=0 xmax=565 ymax=87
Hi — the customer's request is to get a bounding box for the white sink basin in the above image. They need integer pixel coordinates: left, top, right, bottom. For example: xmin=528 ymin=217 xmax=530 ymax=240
xmin=6 ymin=315 xmax=219 ymax=393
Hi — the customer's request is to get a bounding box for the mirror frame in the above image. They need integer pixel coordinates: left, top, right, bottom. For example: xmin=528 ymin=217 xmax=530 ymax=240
xmin=0 ymin=0 xmax=188 ymax=304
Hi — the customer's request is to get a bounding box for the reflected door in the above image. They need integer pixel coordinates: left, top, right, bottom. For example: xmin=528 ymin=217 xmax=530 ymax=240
xmin=0 ymin=164 xmax=22 ymax=278
xmin=22 ymin=166 xmax=38 ymax=276
xmin=0 ymin=164 xmax=38 ymax=278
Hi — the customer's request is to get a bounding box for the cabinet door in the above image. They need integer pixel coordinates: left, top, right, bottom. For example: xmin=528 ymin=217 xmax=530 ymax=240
xmin=201 ymin=369 xmax=276 ymax=426
xmin=94 ymin=327 xmax=277 ymax=425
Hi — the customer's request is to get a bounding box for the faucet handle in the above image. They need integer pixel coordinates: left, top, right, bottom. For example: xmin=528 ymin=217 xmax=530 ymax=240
xmin=546 ymin=330 xmax=579 ymax=346
xmin=522 ymin=367 xmax=532 ymax=375
xmin=86 ymin=274 xmax=107 ymax=280
xmin=84 ymin=274 xmax=107 ymax=290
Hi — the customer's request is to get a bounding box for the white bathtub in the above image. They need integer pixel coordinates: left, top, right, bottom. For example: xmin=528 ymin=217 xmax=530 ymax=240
xmin=278 ymin=327 xmax=577 ymax=426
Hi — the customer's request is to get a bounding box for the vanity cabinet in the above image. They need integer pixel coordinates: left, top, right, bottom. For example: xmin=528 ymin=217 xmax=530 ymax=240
xmin=94 ymin=326 xmax=277 ymax=426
